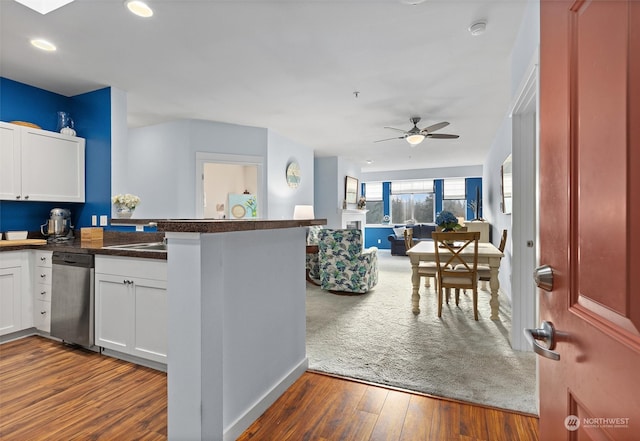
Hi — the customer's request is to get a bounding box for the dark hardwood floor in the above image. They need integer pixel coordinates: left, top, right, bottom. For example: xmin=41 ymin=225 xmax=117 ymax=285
xmin=0 ymin=336 xmax=538 ymax=441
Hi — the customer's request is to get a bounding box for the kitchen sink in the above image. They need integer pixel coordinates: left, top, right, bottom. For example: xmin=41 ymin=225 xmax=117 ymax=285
xmin=104 ymin=242 xmax=167 ymax=252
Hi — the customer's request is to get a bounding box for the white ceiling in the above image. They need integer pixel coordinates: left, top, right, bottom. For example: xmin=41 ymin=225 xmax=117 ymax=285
xmin=0 ymin=0 xmax=527 ymax=173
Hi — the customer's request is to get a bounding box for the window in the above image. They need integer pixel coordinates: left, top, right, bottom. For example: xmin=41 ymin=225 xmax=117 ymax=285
xmin=364 ymin=182 xmax=384 ymax=224
xmin=391 ymin=180 xmax=435 ymax=223
xmin=442 ymin=178 xmax=466 ymax=218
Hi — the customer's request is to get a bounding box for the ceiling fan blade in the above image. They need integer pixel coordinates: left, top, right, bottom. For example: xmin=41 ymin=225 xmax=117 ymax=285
xmin=421 ymin=121 xmax=450 ymax=134
xmin=426 ymin=133 xmax=460 ymax=139
xmin=383 ymin=126 xmax=409 ymax=133
xmin=374 ymin=136 xmax=406 ymax=143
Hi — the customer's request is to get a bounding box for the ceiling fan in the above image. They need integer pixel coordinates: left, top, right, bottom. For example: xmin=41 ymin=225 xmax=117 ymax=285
xmin=375 ymin=117 xmax=460 ymax=146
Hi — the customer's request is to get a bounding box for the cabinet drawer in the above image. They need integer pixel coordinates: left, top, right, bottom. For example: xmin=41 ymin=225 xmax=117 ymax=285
xmin=35 ymin=283 xmax=52 ymax=302
xmin=36 ymin=267 xmax=52 ymax=285
xmin=95 ymin=256 xmax=167 ymax=281
xmin=35 ymin=299 xmax=51 ymax=333
xmin=35 ymin=251 xmax=53 ymax=268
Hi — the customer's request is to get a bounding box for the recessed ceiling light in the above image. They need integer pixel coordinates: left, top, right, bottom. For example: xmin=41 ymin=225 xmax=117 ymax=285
xmin=125 ymin=0 xmax=153 ymax=18
xmin=30 ymin=38 xmax=57 ymax=51
xmin=399 ymin=0 xmax=427 ymax=5
xmin=366 ymin=159 xmax=374 ymax=164
xmin=469 ymin=20 xmax=487 ymax=36
xmin=14 ymin=0 xmax=74 ymax=15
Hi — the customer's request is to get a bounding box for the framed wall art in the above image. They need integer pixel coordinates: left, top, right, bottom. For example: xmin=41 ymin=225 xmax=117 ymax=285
xmin=345 ymin=176 xmax=358 ymax=204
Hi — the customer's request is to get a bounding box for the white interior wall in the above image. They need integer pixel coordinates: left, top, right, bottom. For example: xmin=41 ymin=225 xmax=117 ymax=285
xmin=121 ymin=119 xmax=271 ymax=219
xmin=266 ymin=130 xmax=314 ymax=220
xmin=482 ymin=0 xmax=540 ymax=310
xmin=314 ymin=156 xmax=363 ymax=230
xmin=314 ymin=157 xmax=339 ymax=228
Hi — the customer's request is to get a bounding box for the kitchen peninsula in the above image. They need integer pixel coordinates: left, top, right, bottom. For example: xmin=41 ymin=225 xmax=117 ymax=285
xmin=155 ymin=218 xmax=324 ymax=441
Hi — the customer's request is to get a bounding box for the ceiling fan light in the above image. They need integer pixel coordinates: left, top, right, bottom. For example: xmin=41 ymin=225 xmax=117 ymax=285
xmin=406 ymin=134 xmax=425 ymax=146
xmin=126 ymin=0 xmax=153 ymax=18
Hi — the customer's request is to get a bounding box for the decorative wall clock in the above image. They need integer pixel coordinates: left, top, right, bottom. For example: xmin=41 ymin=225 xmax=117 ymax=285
xmin=286 ymin=161 xmax=301 ymax=188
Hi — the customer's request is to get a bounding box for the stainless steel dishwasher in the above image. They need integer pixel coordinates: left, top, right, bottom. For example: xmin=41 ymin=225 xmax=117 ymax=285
xmin=51 ymin=252 xmax=95 ymax=347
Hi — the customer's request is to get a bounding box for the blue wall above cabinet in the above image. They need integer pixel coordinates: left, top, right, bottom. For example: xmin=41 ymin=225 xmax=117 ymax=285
xmin=0 ymin=78 xmax=112 ymax=232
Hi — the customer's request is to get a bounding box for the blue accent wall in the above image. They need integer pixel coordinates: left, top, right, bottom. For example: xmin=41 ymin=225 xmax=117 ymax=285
xmin=465 ymin=177 xmax=483 ymax=220
xmin=382 ymin=182 xmax=391 ymax=216
xmin=0 ymin=78 xmax=112 ymax=232
xmin=364 ymin=227 xmax=393 ymax=249
xmin=0 ymin=78 xmax=69 ymax=131
xmin=434 ymin=179 xmax=444 ymax=214
xmin=70 ymin=88 xmax=112 ymax=228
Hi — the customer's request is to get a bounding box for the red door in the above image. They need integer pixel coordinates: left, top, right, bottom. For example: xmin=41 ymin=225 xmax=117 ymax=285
xmin=538 ymin=0 xmax=640 ymax=439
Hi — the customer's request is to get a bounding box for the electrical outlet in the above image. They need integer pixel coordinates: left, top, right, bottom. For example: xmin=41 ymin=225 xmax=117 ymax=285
xmin=91 ymin=215 xmax=97 ymax=226
xmin=99 ymin=215 xmax=108 ymax=226
xmin=377 ymin=239 xmax=381 ymax=244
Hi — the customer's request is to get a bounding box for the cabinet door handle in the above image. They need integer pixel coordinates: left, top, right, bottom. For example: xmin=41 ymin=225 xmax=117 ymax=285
xmin=40 ymin=311 xmax=47 ymax=315
xmin=40 ymin=274 xmax=47 ymax=278
xmin=24 ymin=195 xmax=29 ymax=200
xmin=16 ymin=195 xmax=21 ymax=199
xmin=40 ymin=291 xmax=47 ymax=296
xmin=41 ymin=256 xmax=47 ymax=262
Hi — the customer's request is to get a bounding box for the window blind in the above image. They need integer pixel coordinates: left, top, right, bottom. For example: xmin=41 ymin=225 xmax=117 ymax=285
xmin=391 ymin=180 xmax=434 ymax=194
xmin=364 ymin=182 xmax=383 ymax=200
xmin=443 ymin=178 xmax=466 ymax=199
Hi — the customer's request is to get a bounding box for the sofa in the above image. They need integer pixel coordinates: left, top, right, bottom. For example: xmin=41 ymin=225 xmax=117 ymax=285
xmin=387 ymin=223 xmax=437 ymax=256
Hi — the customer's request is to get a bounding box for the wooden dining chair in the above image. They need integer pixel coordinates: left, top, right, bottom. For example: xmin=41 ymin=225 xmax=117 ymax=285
xmin=432 ymin=231 xmax=481 ymax=320
xmin=477 ymin=229 xmax=508 ymax=284
xmin=404 ymin=228 xmax=437 ymax=289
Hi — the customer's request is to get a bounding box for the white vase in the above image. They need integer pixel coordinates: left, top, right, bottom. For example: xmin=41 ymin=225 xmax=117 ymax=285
xmin=116 ymin=206 xmax=134 ymax=219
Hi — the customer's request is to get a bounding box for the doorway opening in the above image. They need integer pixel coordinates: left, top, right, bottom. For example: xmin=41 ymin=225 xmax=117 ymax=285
xmin=195 ymin=152 xmax=265 ymax=219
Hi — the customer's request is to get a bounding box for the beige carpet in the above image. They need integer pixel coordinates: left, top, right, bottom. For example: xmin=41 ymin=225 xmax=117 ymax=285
xmin=306 ymin=250 xmax=537 ymax=415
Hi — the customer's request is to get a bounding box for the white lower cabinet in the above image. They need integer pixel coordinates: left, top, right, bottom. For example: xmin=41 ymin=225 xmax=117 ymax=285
xmin=95 ymin=256 xmax=167 ymax=364
xmin=0 ymin=251 xmax=31 ymax=336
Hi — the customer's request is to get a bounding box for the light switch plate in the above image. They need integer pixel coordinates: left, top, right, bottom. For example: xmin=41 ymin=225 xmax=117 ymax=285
xmin=91 ymin=215 xmax=97 ymax=226
xmin=99 ymin=215 xmax=108 ymax=226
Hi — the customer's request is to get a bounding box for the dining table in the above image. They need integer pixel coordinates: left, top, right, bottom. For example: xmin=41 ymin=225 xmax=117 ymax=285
xmin=406 ymin=240 xmax=505 ymax=320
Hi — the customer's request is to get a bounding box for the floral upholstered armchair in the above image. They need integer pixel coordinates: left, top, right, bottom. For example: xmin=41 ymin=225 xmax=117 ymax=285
xmin=317 ymin=229 xmax=378 ymax=294
xmin=306 ymin=226 xmax=323 ymax=285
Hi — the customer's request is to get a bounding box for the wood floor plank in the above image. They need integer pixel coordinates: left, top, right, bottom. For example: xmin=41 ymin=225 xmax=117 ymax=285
xmin=1 ymin=337 xmax=539 ymax=441
xmin=459 ymin=402 xmax=489 ymax=440
xmin=398 ymin=394 xmax=439 ymax=441
xmin=357 ymin=385 xmax=389 ymax=415
xmin=429 ymin=400 xmax=461 ymax=440
xmin=369 ymin=390 xmax=411 ymax=441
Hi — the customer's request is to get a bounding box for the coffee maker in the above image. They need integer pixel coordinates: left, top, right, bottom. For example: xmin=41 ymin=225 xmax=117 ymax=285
xmin=41 ymin=208 xmax=73 ymax=242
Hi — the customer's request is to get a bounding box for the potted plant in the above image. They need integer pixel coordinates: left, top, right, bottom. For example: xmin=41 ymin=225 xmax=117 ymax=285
xmin=435 ymin=210 xmax=462 ymax=232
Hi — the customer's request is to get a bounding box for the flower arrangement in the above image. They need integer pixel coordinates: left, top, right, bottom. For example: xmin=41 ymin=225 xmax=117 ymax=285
xmin=112 ymin=193 xmax=140 ymax=209
xmin=357 ymin=196 xmax=366 ymax=209
xmin=435 ymin=210 xmax=462 ymax=232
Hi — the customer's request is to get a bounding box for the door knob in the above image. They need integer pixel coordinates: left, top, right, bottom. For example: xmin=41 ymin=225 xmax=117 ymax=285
xmin=534 ymin=264 xmax=554 ymax=291
xmin=524 ymin=321 xmax=560 ymax=361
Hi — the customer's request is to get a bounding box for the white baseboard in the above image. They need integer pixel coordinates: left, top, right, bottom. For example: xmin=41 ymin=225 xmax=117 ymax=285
xmin=223 ymin=357 xmax=309 ymax=441
xmin=101 ymin=348 xmax=167 ymax=372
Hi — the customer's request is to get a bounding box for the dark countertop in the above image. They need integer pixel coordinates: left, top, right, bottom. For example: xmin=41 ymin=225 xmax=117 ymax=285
xmin=1 ymin=219 xmax=327 ymax=258
xmin=0 ymin=231 xmax=167 ymax=260
xmin=154 ymin=218 xmax=326 ymax=233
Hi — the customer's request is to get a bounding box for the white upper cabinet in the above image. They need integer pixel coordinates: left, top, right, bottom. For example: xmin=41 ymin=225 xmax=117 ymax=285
xmin=0 ymin=122 xmax=85 ymax=202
